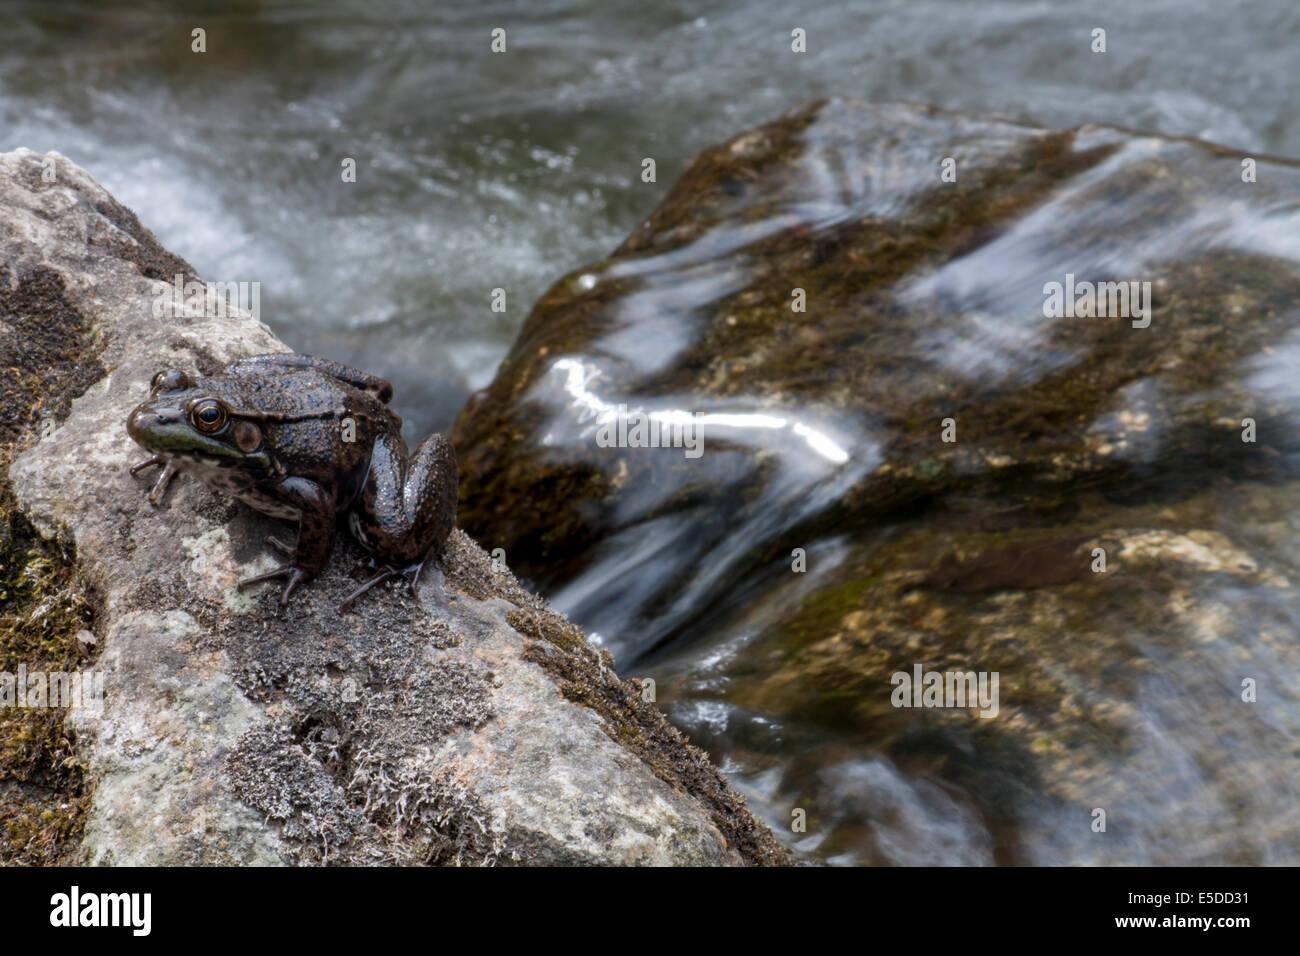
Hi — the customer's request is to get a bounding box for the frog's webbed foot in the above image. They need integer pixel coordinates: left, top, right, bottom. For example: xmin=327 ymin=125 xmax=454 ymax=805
xmin=130 ymin=455 xmax=179 ymax=506
xmin=238 ymin=565 xmax=309 ymax=606
xmin=338 ymin=556 xmax=431 ymax=613
xmin=339 ymin=565 xmax=397 ymax=613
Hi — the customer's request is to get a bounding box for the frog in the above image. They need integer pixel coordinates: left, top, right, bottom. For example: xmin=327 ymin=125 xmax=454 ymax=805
xmin=126 ymin=353 xmax=458 ymax=612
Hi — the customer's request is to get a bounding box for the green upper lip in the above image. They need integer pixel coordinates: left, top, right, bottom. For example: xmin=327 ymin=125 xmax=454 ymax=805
xmin=128 ymin=402 xmax=217 ymax=454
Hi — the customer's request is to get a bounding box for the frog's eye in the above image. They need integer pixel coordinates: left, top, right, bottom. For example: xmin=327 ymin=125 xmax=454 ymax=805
xmin=152 ymin=369 xmax=193 ymax=393
xmin=190 ymin=399 xmax=228 ymax=433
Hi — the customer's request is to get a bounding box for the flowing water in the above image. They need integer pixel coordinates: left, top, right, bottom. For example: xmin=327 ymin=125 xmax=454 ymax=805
xmin=3 ymin=0 xmax=1295 ymax=437
xmin=4 ymin=0 xmax=1298 ymax=864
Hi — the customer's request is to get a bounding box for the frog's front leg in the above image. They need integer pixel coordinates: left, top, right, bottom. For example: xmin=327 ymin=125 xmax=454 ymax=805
xmin=237 ymin=476 xmax=337 ymax=606
xmin=342 ymin=431 xmax=457 ymax=610
xmin=130 ymin=454 xmax=180 ymax=506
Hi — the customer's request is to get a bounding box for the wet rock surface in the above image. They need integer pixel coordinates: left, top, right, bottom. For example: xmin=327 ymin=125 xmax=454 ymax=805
xmin=0 ymin=148 xmax=786 ymax=866
xmin=453 ymin=100 xmax=1300 ymax=864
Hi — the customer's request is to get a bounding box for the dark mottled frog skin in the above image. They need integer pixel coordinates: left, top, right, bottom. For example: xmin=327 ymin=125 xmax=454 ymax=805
xmin=126 ymin=353 xmax=458 ymax=611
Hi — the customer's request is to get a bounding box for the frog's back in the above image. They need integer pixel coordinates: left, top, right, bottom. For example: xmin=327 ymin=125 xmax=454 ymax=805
xmin=225 ymin=367 xmax=399 ymax=501
xmin=229 ymin=366 xmax=397 ymax=433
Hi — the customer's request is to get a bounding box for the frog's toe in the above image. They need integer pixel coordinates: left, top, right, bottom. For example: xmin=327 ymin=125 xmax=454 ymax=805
xmin=265 ymin=535 xmax=295 ymax=557
xmin=339 ymin=566 xmax=397 ymax=613
xmin=337 ymin=555 xmax=435 ymax=613
xmin=278 ymin=569 xmax=308 ymax=605
xmin=238 ymin=564 xmax=309 ymax=606
xmin=129 ymin=454 xmax=166 ymax=476
xmin=407 ymin=558 xmax=429 ymax=600
xmin=135 ymin=459 xmax=179 ymax=506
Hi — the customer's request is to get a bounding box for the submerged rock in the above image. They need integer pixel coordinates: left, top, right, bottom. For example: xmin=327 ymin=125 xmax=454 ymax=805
xmin=0 ymin=148 xmax=786 ymax=866
xmin=453 ymin=100 xmax=1300 ymax=864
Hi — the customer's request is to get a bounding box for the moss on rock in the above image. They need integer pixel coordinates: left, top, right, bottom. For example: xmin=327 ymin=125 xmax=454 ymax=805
xmin=0 ymin=266 xmax=105 ymax=865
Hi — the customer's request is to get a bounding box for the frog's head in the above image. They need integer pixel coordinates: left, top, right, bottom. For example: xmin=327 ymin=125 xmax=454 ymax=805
xmin=127 ymin=369 xmax=270 ymax=467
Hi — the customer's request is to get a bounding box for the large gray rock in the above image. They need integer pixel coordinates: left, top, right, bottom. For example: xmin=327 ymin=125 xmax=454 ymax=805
xmin=0 ymin=148 xmax=787 ymax=866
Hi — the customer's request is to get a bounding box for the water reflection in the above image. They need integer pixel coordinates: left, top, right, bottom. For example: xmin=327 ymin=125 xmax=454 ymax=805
xmin=455 ymin=97 xmax=1300 ymax=865
xmin=551 ymin=357 xmax=852 ymax=463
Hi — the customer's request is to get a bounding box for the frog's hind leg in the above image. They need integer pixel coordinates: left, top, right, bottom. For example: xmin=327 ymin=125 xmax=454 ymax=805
xmin=339 ymin=431 xmax=457 ymax=613
xmin=353 ymin=431 xmax=457 ymax=567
